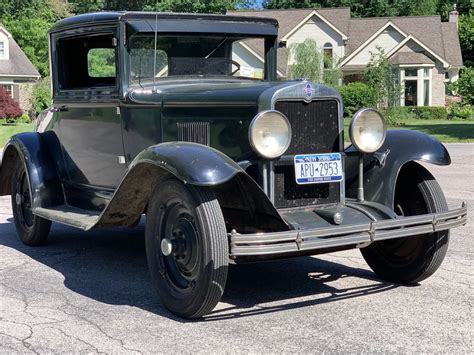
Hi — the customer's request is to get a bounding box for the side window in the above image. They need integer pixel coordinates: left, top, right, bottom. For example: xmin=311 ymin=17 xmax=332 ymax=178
xmin=55 ymin=33 xmax=117 ymax=91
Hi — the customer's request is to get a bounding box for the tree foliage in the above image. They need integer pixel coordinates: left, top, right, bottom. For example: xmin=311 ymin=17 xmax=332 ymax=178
xmin=363 ymin=47 xmax=401 ymax=111
xmin=32 ymin=78 xmax=53 ymax=114
xmin=288 ymin=39 xmax=342 ymax=86
xmin=263 ymin=0 xmax=472 ymax=18
xmin=449 ymin=67 xmax=474 ymax=105
xmin=145 ymin=0 xmax=254 ymax=13
xmin=459 ymin=11 xmax=474 ymax=65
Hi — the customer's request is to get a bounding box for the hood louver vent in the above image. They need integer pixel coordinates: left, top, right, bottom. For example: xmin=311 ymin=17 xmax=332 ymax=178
xmin=177 ymin=122 xmax=210 ymax=146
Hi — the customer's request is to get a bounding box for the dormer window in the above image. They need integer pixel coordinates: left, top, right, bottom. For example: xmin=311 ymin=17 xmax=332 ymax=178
xmin=323 ymin=42 xmax=333 ymax=68
xmin=0 ymin=41 xmax=5 ymax=58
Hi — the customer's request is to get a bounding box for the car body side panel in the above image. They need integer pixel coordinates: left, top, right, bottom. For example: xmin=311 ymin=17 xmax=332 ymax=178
xmin=54 ymin=103 xmax=127 ymax=188
xmin=345 ymin=130 xmax=451 ymax=209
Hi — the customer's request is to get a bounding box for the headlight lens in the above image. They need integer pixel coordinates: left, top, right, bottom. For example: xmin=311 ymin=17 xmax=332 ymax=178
xmin=249 ymin=110 xmax=292 ymax=159
xmin=349 ymin=108 xmax=386 ymax=153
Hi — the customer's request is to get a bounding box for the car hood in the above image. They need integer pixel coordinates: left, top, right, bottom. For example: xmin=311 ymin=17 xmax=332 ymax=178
xmin=126 ymin=78 xmax=290 ymax=106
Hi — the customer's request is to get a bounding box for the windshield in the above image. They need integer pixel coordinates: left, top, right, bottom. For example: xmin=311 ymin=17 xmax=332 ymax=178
xmin=128 ymin=34 xmax=267 ymax=85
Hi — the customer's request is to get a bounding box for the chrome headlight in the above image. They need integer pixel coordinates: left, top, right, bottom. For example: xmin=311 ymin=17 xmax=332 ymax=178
xmin=349 ymin=108 xmax=386 ymax=153
xmin=249 ymin=110 xmax=292 ymax=159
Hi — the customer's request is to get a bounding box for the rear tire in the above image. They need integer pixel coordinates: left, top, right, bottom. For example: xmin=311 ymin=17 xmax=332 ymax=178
xmin=361 ymin=164 xmax=449 ymax=284
xmin=145 ymin=178 xmax=228 ymax=319
xmin=11 ymin=161 xmax=51 ymax=246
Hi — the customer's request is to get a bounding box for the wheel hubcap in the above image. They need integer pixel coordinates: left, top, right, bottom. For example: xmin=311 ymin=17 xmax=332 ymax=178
xmin=16 ymin=172 xmax=34 ymax=228
xmin=161 ymin=238 xmax=173 ymax=256
xmin=15 ymin=193 xmax=23 ymax=206
xmin=158 ymin=203 xmax=200 ymax=290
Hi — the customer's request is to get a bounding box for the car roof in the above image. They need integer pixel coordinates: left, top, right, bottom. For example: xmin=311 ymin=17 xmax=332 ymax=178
xmin=49 ymin=11 xmax=279 ymax=33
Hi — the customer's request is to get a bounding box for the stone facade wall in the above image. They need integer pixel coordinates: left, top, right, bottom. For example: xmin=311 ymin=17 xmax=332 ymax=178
xmin=431 ymin=65 xmax=446 ymax=106
xmin=17 ymin=82 xmax=35 ymax=112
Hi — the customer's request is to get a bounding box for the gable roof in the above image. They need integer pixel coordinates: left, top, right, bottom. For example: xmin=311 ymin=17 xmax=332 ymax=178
xmin=228 ymin=8 xmax=350 ymax=75
xmin=280 ymin=9 xmax=348 ymax=41
xmin=339 ymin=20 xmax=407 ymax=66
xmin=389 ymin=52 xmax=435 ymax=65
xmin=229 ymin=8 xmax=350 ymax=42
xmin=0 ymin=26 xmax=40 ymax=78
xmin=441 ymin=22 xmax=463 ymax=67
xmin=231 ymin=8 xmax=462 ymax=73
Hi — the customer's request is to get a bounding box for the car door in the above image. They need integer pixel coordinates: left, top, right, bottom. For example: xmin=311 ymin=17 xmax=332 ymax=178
xmin=51 ymin=28 xmax=127 ymax=208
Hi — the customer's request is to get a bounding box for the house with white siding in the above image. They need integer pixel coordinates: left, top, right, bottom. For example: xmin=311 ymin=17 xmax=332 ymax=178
xmin=229 ymin=6 xmax=463 ymax=107
xmin=0 ymin=25 xmax=40 ymax=112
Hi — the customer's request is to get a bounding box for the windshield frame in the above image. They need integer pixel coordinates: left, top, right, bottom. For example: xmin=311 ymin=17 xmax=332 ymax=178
xmin=124 ymin=31 xmax=278 ymax=89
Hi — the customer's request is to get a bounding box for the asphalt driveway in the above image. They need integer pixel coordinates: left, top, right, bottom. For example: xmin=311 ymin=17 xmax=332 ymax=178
xmin=0 ymin=144 xmax=472 ymax=353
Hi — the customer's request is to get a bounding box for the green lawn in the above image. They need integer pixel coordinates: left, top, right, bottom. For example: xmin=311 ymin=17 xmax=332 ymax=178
xmin=1 ymin=118 xmax=472 ymax=150
xmin=0 ymin=122 xmax=35 ymax=149
xmin=344 ymin=118 xmax=474 ymax=143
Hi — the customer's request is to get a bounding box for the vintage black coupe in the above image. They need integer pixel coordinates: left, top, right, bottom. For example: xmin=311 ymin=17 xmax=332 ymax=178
xmin=0 ymin=12 xmax=467 ymax=318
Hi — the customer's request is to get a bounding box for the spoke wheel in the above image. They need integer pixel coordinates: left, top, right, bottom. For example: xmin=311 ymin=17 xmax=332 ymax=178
xmin=361 ymin=163 xmax=449 ymax=284
xmin=145 ymin=178 xmax=228 ymax=319
xmin=11 ymin=161 xmax=51 ymax=246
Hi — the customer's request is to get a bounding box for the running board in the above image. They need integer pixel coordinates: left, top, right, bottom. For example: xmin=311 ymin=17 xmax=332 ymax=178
xmin=34 ymin=206 xmax=100 ymax=230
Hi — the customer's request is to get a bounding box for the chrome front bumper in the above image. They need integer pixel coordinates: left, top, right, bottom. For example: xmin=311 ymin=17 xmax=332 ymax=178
xmin=229 ymin=203 xmax=467 ymax=257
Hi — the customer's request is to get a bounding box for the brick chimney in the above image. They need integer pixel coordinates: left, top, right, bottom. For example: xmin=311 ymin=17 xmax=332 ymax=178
xmin=449 ymin=4 xmax=459 ymax=28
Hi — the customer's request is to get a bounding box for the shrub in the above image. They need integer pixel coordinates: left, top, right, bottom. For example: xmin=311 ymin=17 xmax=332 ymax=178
xmin=386 ymin=107 xmax=417 ymax=126
xmin=454 ymin=67 xmax=473 ymax=105
xmin=448 ymin=102 xmax=473 ymax=119
xmin=386 ymin=106 xmax=448 ymax=126
xmin=0 ymin=86 xmax=23 ymax=120
xmin=33 ymin=77 xmax=52 ymax=114
xmin=338 ymin=82 xmax=376 ymax=117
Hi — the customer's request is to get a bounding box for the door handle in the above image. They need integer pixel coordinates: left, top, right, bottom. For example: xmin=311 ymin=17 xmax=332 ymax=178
xmin=50 ymin=105 xmax=68 ymax=112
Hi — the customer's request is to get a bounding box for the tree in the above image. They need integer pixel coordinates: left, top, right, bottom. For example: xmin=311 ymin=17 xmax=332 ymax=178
xmin=0 ymin=87 xmax=23 ymax=120
xmin=288 ymin=39 xmax=341 ymax=86
xmin=263 ymin=0 xmax=464 ymax=18
xmin=459 ymin=11 xmax=473 ymax=65
xmin=3 ymin=18 xmax=52 ymax=77
xmin=69 ymin=0 xmax=103 ymax=13
xmin=144 ymin=0 xmax=255 ymax=13
xmin=1 ymin=0 xmax=70 ymax=77
xmin=363 ymin=47 xmax=401 ymax=111
xmin=32 ymin=78 xmax=53 ymax=114
xmin=449 ymin=67 xmax=474 ymax=105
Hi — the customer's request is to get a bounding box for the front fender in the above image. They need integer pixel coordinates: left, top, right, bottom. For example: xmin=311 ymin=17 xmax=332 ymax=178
xmin=345 ymin=130 xmax=451 ymax=209
xmin=96 ymin=142 xmax=287 ymax=230
xmin=0 ymin=132 xmax=64 ymax=208
xmin=130 ymin=142 xmax=244 ymax=186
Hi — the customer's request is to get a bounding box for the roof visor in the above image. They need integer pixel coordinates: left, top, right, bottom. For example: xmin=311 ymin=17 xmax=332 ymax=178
xmin=125 ymin=17 xmax=279 ymax=37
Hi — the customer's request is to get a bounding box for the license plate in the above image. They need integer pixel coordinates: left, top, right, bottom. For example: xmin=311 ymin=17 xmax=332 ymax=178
xmin=294 ymin=153 xmax=343 ymax=185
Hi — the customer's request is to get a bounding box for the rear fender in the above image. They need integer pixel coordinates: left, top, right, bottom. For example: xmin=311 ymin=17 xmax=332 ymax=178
xmin=0 ymin=132 xmax=64 ymax=208
xmin=345 ymin=130 xmax=451 ymax=209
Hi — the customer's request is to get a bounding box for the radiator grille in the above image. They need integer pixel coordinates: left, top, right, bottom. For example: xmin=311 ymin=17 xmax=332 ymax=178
xmin=275 ymin=100 xmax=340 ymax=155
xmin=177 ymin=122 xmax=210 ymax=145
xmin=273 ymin=100 xmax=341 ymax=209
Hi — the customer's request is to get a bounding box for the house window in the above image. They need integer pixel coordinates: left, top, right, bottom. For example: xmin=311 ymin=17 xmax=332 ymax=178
xmin=1 ymin=84 xmax=13 ymax=98
xmin=401 ymin=67 xmax=432 ymax=106
xmin=323 ymin=42 xmax=333 ymax=69
xmin=0 ymin=41 xmax=4 ymax=58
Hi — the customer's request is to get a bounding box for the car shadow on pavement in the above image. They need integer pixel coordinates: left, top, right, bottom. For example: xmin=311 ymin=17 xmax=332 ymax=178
xmin=0 ymin=219 xmax=398 ymax=322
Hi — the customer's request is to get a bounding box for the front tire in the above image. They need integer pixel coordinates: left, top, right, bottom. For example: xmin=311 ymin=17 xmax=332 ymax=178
xmin=361 ymin=164 xmax=449 ymax=284
xmin=145 ymin=178 xmax=228 ymax=319
xmin=11 ymin=161 xmax=51 ymax=246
